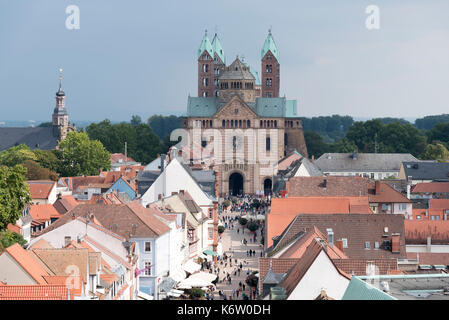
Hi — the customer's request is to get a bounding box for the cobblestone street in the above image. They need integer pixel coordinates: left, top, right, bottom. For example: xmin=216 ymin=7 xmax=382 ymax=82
xmin=213 ymin=208 xmax=264 ymax=300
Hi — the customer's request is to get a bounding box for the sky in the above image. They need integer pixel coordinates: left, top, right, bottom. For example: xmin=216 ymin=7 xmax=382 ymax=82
xmin=0 ymin=0 xmax=448 ymax=122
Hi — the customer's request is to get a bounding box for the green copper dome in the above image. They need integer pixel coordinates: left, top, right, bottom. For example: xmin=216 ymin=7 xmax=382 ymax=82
xmin=211 ymin=33 xmax=225 ymax=63
xmin=261 ymin=30 xmax=280 ymax=62
xmin=197 ymin=31 xmax=214 ymax=59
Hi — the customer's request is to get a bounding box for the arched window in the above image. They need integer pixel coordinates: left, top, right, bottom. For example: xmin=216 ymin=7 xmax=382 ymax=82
xmin=247 ymin=120 xmax=251 ymax=128
xmin=226 ymin=120 xmax=230 ymax=128
xmin=274 ymin=120 xmax=277 ymax=127
xmin=239 ymin=120 xmax=242 ymax=128
xmin=210 ymin=120 xmax=212 ymax=127
xmin=260 ymin=120 xmax=263 ymax=127
xmin=222 ymin=120 xmax=225 ymax=127
xmin=231 ymin=120 xmax=234 ymax=128
xmin=266 ymin=137 xmax=271 ymax=151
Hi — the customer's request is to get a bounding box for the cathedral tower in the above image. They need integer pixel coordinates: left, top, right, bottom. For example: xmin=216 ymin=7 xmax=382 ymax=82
xmin=52 ymin=68 xmax=70 ymax=140
xmin=197 ymin=30 xmax=215 ymax=97
xmin=261 ymin=30 xmax=280 ymax=97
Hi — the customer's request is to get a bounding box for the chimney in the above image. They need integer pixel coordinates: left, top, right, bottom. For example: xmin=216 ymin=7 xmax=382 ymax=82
xmin=71 ymin=213 xmax=75 ymax=220
xmin=427 ymin=236 xmax=432 ymax=252
xmin=326 ymin=228 xmax=334 ymax=247
xmin=180 ymin=190 xmax=185 ymax=195
xmin=375 ymin=181 xmax=382 ymax=195
xmin=311 ymin=155 xmax=315 ymax=162
xmin=178 ymin=150 xmax=182 ymax=157
xmin=323 ymin=178 xmax=327 ymax=189
xmin=352 ymin=152 xmax=358 ymax=160
xmin=391 ymin=233 xmax=400 ymax=253
xmin=158 ymin=194 xmax=162 ymax=200
xmin=335 ymin=239 xmax=344 ymax=252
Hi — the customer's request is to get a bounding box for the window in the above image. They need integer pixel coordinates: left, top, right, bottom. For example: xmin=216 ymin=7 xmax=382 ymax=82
xmin=431 ymin=215 xmax=441 ymax=221
xmin=416 ymin=215 xmax=421 ymax=220
xmin=381 ymin=204 xmax=389 ymax=211
xmin=208 ymin=208 xmax=213 ymax=219
xmin=145 ymin=242 xmax=151 ymax=252
xmin=64 ymin=236 xmax=71 ymax=247
xmin=144 ymin=261 xmax=152 ymax=276
xmin=266 ymin=92 xmax=272 ymax=97
xmin=201 ymin=139 xmax=207 ymax=148
xmin=399 ymin=204 xmax=406 ymax=211
xmin=202 ymin=91 xmax=208 ymax=97
xmin=365 ymin=242 xmax=370 ymax=249
xmin=370 ymin=173 xmax=374 ymax=179
xmin=266 ymin=137 xmax=271 ymax=151
xmin=266 ymin=78 xmax=272 ymax=87
xmin=202 ymin=78 xmax=209 ymax=86
xmin=266 ymin=64 xmax=272 ymax=73
xmin=208 ymin=228 xmax=213 ymax=240
xmin=202 ymin=64 xmax=209 ymax=72
xmin=342 ymin=238 xmax=348 ymax=248
xmin=374 ymin=242 xmax=379 ymax=249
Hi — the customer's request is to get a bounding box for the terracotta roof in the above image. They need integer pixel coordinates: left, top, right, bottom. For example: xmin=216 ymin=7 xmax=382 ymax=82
xmin=412 ymin=182 xmax=449 ymax=194
xmin=0 ymin=285 xmax=69 ymax=300
xmin=368 ymin=181 xmax=412 ymax=203
xmin=405 ymin=220 xmax=449 ymax=244
xmin=276 ymin=226 xmax=348 ymax=260
xmin=29 ymin=239 xmax=54 ymax=249
xmin=110 ymin=153 xmax=136 ymax=164
xmin=42 ymin=275 xmax=83 ymax=297
xmin=279 ymin=239 xmax=350 ymax=298
xmin=7 ymin=223 xmax=21 ymax=234
xmin=27 ymin=181 xmax=55 ymax=200
xmin=1 ymin=244 xmax=50 ymax=284
xmin=100 ymin=273 xmax=120 ymax=285
xmin=287 ymin=176 xmax=370 ymax=197
xmin=32 ymin=248 xmax=89 ymax=284
xmin=430 ymin=199 xmax=449 ymax=210
xmin=412 ymin=208 xmax=445 ymax=221
xmin=267 ymin=214 xmax=406 ymax=259
xmin=407 ymin=252 xmax=449 ymax=266
xmin=267 ymin=197 xmax=372 ymax=248
xmin=37 ymin=203 xmax=170 ymax=240
xmin=53 ymin=195 xmax=78 ymax=214
xmin=66 ymin=240 xmax=112 ymax=270
xmin=332 ymin=259 xmax=398 ymax=276
xmin=29 ymin=204 xmax=61 ymax=222
xmin=278 ymin=152 xmax=302 ymax=171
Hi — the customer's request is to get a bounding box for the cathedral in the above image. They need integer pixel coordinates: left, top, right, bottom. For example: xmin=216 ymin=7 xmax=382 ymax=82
xmin=182 ymin=30 xmax=308 ymax=197
xmin=0 ymin=69 xmax=76 ymax=151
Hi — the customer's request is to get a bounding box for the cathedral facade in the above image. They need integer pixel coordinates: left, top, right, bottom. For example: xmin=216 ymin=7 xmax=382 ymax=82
xmin=182 ymin=31 xmax=308 ymax=197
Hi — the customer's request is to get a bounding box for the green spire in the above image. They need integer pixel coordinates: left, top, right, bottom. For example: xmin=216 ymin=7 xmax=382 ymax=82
xmin=261 ymin=29 xmax=280 ymax=62
xmin=211 ymin=33 xmax=225 ymax=64
xmin=197 ymin=29 xmax=214 ymax=59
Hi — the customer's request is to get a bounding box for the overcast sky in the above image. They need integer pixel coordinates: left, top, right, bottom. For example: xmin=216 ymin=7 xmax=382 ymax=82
xmin=1 ymin=0 xmax=448 ymax=122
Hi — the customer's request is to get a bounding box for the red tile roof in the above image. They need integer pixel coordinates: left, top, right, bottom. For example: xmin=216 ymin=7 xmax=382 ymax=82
xmin=29 ymin=204 xmax=61 ymax=223
xmin=277 ymin=226 xmax=348 ymax=260
xmin=267 ymin=197 xmax=372 ymax=248
xmin=1 ymin=244 xmax=50 ymax=284
xmin=411 ymin=208 xmax=445 ymax=221
xmin=42 ymin=276 xmax=83 ymax=297
xmin=27 ymin=181 xmax=55 ymax=200
xmin=405 ymin=220 xmax=449 ymax=244
xmin=368 ymin=181 xmax=411 ymax=203
xmin=407 ymin=252 xmax=449 ymax=266
xmin=278 ymin=152 xmax=302 ymax=171
xmin=7 ymin=223 xmax=21 ymax=234
xmin=287 ymin=176 xmax=370 ymax=197
xmin=332 ymin=259 xmax=398 ymax=276
xmin=280 ymin=239 xmax=350 ymax=298
xmin=258 ymin=258 xmax=299 ymax=295
xmin=430 ymin=199 xmax=449 ymax=210
xmin=412 ymin=182 xmax=449 ymax=194
xmin=110 ymin=153 xmax=136 ymax=164
xmin=0 ymin=285 xmax=69 ymax=300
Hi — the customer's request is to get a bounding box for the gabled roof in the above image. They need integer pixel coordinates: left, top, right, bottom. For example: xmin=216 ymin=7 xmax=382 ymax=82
xmin=37 ymin=202 xmax=170 ymax=240
xmin=429 ymin=199 xmax=449 ymax=210
xmin=261 ymin=31 xmax=280 ymax=62
xmin=368 ymin=181 xmax=412 ymax=203
xmin=279 ymin=239 xmax=351 ymax=298
xmin=287 ymin=176 xmax=370 ymax=197
xmin=0 ymin=127 xmax=59 ymax=152
xmin=267 ymin=214 xmax=406 ymax=259
xmin=316 ymin=153 xmax=418 ymax=172
xmin=402 ymin=161 xmax=449 ymax=181
xmin=405 ymin=220 xmax=449 ymax=244
xmin=332 ymin=259 xmax=398 ymax=276
xmin=53 ymin=195 xmax=78 ymax=215
xmin=1 ymin=244 xmax=51 ymax=284
xmin=29 ymin=204 xmax=61 ymax=223
xmin=27 ymin=181 xmax=56 ymax=200
xmin=0 ymin=284 xmax=69 ymax=300
xmin=110 ymin=153 xmax=136 ymax=164
xmin=218 ymin=57 xmax=255 ymax=81
xmin=412 ymin=182 xmax=449 ymax=193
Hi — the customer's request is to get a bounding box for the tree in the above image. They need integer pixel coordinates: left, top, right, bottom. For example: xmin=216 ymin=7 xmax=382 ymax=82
xmin=33 ymin=149 xmax=62 ymax=173
xmin=415 ymin=114 xmax=449 ymax=130
xmin=147 ymin=115 xmax=182 ymax=140
xmin=130 ymin=115 xmax=142 ymax=126
xmin=218 ymin=226 xmax=225 ymax=234
xmin=57 ymin=131 xmax=111 ymax=177
xmin=22 ymin=160 xmax=58 ymax=181
xmin=222 ymin=200 xmax=231 ymax=208
xmin=0 ymin=230 xmax=26 ymax=250
xmin=0 ymin=165 xmax=31 ymax=231
xmin=331 ymin=138 xmax=358 ymax=153
xmin=422 ymin=143 xmax=449 ymax=162
xmin=239 ymin=217 xmax=248 ymax=226
xmin=427 ymin=122 xmax=449 ymax=148
xmin=246 ymin=221 xmax=259 ymax=232
xmin=0 ymin=144 xmax=36 ymax=167
xmin=304 ymin=131 xmax=329 ymax=158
